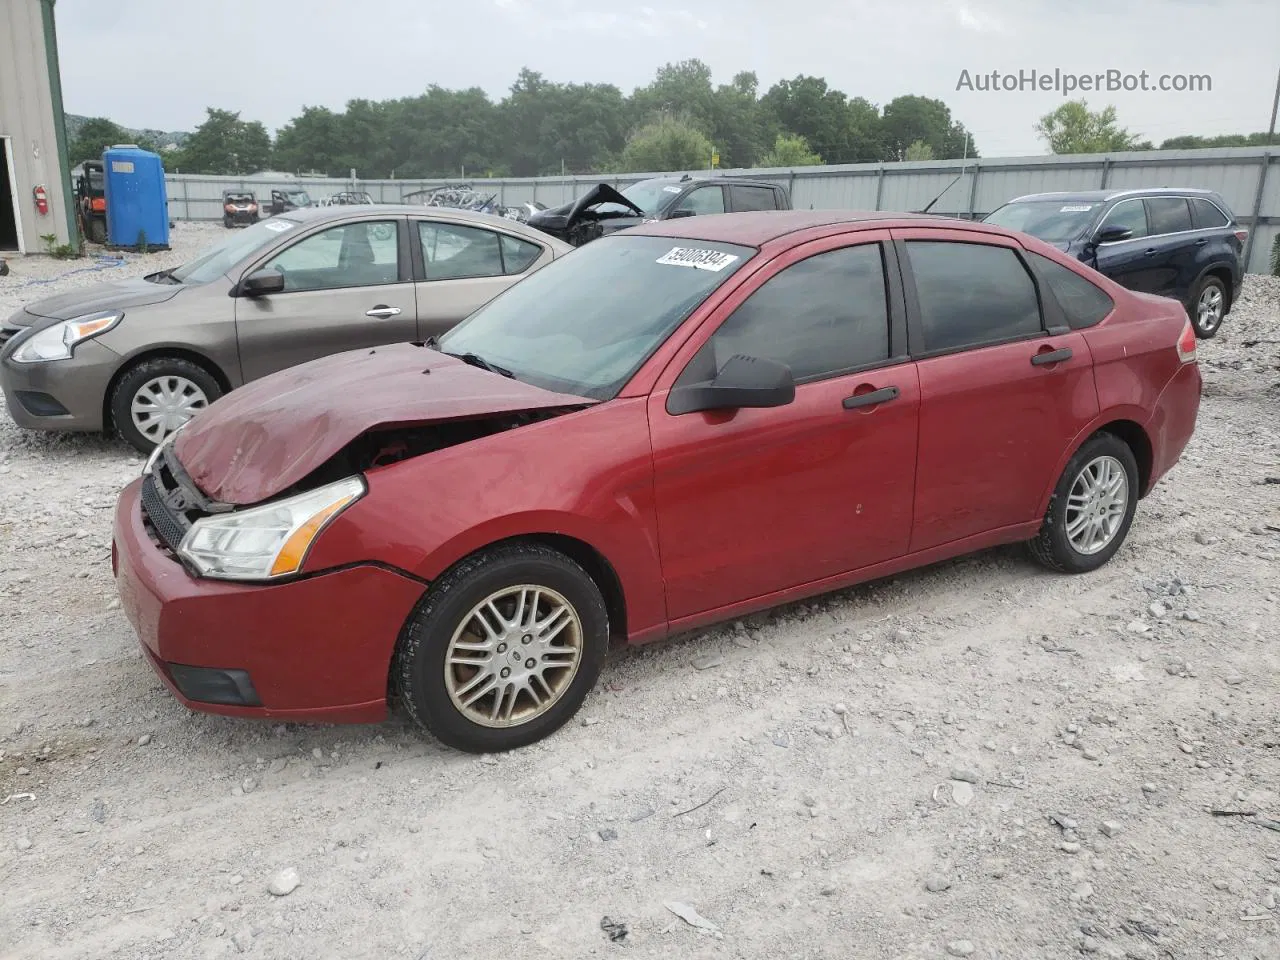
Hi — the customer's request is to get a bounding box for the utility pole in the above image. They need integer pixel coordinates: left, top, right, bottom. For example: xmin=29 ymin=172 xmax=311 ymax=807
xmin=1269 ymin=66 xmax=1280 ymax=145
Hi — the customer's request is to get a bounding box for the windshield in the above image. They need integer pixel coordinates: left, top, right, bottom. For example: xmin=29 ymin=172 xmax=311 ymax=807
xmin=594 ymin=179 xmax=680 ymax=217
xmin=438 ymin=235 xmax=754 ymax=400
xmin=984 ymin=200 xmax=1102 ymax=243
xmin=87 ymin=171 xmax=104 ymax=192
xmin=170 ymin=218 xmax=298 ymax=284
xmin=286 ymin=190 xmax=311 ymax=205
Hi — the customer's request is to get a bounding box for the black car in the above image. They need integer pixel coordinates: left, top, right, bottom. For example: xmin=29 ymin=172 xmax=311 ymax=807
xmin=267 ymin=188 xmax=313 ymax=216
xmin=984 ymin=188 xmax=1245 ymax=338
xmin=221 ymin=191 xmax=260 ymax=228
xmin=527 ymin=175 xmax=790 ymax=246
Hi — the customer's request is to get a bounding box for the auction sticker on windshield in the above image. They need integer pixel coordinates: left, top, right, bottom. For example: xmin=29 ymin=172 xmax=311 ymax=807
xmin=655 ymin=247 xmax=739 ymax=271
xmin=1060 ymin=205 xmax=1094 ymax=212
xmin=264 ymin=221 xmax=294 ymax=232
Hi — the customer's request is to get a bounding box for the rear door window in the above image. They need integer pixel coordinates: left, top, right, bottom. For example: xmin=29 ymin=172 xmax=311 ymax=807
xmin=905 ymin=241 xmax=1042 ymax=353
xmin=419 ymin=222 xmax=504 ymax=280
xmin=1026 ymin=252 xmax=1115 ymax=329
xmin=1189 ymin=197 xmax=1230 ymax=229
xmin=730 ymin=185 xmax=780 ymax=212
xmin=1145 ymin=197 xmax=1193 ymax=235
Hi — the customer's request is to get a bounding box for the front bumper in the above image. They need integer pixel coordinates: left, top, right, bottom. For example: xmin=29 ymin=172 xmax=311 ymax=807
xmin=1 ymin=337 xmax=120 ymax=431
xmin=111 ymin=478 xmax=427 ymax=723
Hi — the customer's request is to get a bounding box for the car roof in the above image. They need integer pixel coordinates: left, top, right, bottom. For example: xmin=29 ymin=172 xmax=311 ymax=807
xmin=638 ymin=175 xmax=783 ymax=189
xmin=275 ymin=203 xmax=573 ymax=250
xmin=622 ymin=210 xmax=997 ymax=246
xmin=1006 ymin=187 xmax=1222 ymax=204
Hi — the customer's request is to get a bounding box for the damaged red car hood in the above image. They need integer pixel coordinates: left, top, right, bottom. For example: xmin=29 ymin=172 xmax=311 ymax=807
xmin=173 ymin=344 xmax=597 ymax=505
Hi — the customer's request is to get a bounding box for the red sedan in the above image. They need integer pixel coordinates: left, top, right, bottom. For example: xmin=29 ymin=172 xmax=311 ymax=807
xmin=111 ymin=211 xmax=1202 ymax=752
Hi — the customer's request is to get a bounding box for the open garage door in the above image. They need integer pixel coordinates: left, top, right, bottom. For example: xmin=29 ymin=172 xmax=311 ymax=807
xmin=1 ymin=137 xmax=21 ymax=252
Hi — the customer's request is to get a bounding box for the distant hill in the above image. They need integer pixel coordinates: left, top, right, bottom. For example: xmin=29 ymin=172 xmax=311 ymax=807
xmin=65 ymin=113 xmax=190 ymax=151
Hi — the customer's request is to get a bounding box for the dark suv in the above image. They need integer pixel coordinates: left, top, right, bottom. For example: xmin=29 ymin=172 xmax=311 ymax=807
xmin=984 ymin=188 xmax=1245 ymax=338
xmin=527 ymin=175 xmax=790 ymax=246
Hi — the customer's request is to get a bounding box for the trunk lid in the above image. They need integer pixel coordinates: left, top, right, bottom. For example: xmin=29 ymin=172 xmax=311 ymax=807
xmin=173 ymin=343 xmax=598 ymax=505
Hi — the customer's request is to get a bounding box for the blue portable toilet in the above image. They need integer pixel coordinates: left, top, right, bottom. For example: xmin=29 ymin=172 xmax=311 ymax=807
xmin=102 ymin=145 xmax=170 ymax=249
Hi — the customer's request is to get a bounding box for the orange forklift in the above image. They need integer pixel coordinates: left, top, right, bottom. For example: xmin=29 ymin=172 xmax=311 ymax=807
xmin=74 ymin=160 xmax=108 ymax=243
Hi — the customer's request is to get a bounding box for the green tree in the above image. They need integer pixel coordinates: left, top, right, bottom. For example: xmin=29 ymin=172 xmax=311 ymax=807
xmin=881 ymin=95 xmax=975 ymax=160
xmin=1035 ymin=100 xmax=1145 ymax=154
xmin=1160 ymin=132 xmax=1273 ymax=149
xmin=172 ymin=108 xmax=271 ymax=174
xmin=759 ymin=76 xmax=883 ymax=163
xmin=758 ymin=132 xmax=822 ymax=167
xmin=629 ymin=59 xmax=717 ymax=134
xmin=619 ymin=116 xmax=714 ymax=173
xmin=708 ymin=72 xmax=773 ymax=168
xmin=500 ymin=69 xmax=628 ymax=175
xmin=68 ymin=117 xmax=127 ymax=165
xmin=273 ymin=106 xmax=344 ymax=175
xmin=904 ymin=139 xmax=935 ymax=161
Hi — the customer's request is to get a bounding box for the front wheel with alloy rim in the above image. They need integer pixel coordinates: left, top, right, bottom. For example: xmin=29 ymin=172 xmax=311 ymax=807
xmin=394 ymin=543 xmax=609 ymax=753
xmin=109 ymin=357 xmax=223 ymax=454
xmin=1190 ymin=275 xmax=1227 ymax=339
xmin=1028 ymin=432 xmax=1139 ymax=574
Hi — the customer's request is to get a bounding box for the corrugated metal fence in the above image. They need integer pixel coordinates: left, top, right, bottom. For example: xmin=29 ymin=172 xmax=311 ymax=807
xmin=165 ymin=147 xmax=1280 ymax=274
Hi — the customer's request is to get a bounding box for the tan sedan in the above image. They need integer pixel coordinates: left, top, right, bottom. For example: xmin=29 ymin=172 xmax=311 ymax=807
xmin=0 ymin=205 xmax=572 ymax=452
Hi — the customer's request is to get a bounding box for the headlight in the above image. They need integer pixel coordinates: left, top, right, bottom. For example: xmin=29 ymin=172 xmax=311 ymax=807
xmin=11 ymin=311 xmax=123 ymax=363
xmin=178 ymin=476 xmax=365 ymax=581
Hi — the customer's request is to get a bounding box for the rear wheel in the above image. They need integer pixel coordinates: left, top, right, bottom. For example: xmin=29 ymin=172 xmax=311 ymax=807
xmin=88 ymin=217 xmax=107 ymax=244
xmin=109 ymin=357 xmax=222 ymax=454
xmin=1190 ymin=275 xmax=1227 ymax=339
xmin=394 ymin=543 xmax=609 ymax=753
xmin=1027 ymin=432 xmax=1139 ymax=574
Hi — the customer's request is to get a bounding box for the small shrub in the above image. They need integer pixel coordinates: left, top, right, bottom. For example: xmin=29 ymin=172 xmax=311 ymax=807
xmin=136 ymin=229 xmax=148 ymax=254
xmin=41 ymin=232 xmax=79 ymax=260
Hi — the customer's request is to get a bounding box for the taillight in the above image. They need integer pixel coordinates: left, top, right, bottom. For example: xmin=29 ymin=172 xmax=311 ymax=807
xmin=224 ymin=203 xmax=235 ymax=213
xmin=1176 ymin=318 xmax=1197 ymax=363
xmin=1233 ymin=228 xmax=1248 ymax=245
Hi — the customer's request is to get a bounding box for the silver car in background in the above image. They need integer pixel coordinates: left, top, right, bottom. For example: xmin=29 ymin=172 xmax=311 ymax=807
xmin=1 ymin=205 xmax=572 ymax=452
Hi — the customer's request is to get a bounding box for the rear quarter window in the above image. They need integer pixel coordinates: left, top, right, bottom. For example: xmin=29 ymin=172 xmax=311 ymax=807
xmin=1189 ymin=198 xmax=1230 ymax=229
xmin=1027 ymin=252 xmax=1115 ymax=329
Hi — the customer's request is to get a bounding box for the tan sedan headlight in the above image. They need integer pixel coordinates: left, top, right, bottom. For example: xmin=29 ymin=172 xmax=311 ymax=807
xmin=11 ymin=311 xmax=123 ymax=363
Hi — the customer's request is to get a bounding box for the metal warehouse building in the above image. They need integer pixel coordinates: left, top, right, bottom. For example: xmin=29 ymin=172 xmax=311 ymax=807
xmin=0 ymin=0 xmax=76 ymax=254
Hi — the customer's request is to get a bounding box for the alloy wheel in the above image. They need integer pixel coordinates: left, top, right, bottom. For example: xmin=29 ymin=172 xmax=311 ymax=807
xmin=444 ymin=585 xmax=584 ymax=728
xmin=1197 ymin=285 xmax=1224 ymax=331
xmin=1064 ymin=455 xmax=1129 ymax=555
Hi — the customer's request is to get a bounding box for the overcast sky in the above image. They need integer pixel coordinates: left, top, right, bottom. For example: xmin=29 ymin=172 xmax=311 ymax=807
xmin=55 ymin=0 xmax=1279 ymax=157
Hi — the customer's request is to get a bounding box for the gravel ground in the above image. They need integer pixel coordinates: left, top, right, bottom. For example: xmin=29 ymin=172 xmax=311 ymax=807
xmin=1 ymin=229 xmax=1278 ymax=960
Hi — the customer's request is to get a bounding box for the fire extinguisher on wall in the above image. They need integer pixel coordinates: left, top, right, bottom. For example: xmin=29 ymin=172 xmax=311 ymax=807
xmin=33 ymin=185 xmax=49 ymax=216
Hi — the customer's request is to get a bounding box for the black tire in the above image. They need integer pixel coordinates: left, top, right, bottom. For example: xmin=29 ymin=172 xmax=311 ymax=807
xmin=1027 ymin=432 xmax=1139 ymax=574
xmin=1188 ymin=275 xmax=1227 ymax=339
xmin=109 ymin=356 xmax=223 ymax=454
xmin=88 ymin=218 xmax=107 ymax=244
xmin=223 ymin=215 xmax=233 ymax=229
xmin=394 ymin=542 xmax=609 ymax=753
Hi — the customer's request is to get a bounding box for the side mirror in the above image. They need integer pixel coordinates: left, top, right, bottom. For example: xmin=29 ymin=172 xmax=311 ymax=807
xmin=239 ymin=269 xmax=285 ymax=297
xmin=667 ymin=208 xmax=696 ymax=219
xmin=668 ymin=354 xmax=795 ymax=415
xmin=1093 ymin=224 xmax=1133 ymax=245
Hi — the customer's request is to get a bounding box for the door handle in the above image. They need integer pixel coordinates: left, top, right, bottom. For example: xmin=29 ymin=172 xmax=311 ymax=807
xmin=1031 ymin=347 xmax=1073 ymax=366
xmin=842 ymin=385 xmax=899 ymax=410
xmin=1194 ymin=238 xmax=1209 ymax=246
xmin=365 ymin=305 xmax=401 ymax=319
xmin=1143 ymin=247 xmax=1158 ymax=256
